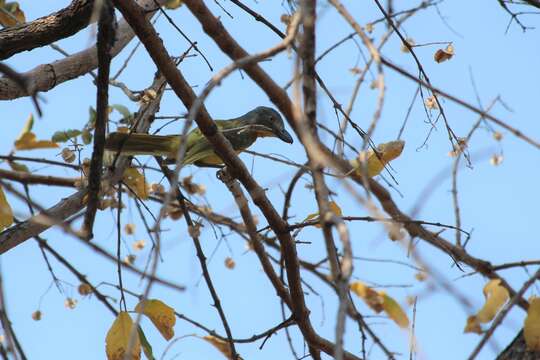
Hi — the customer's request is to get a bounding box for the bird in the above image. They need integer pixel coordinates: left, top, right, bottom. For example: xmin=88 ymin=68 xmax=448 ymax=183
xmin=104 ymin=106 xmax=294 ymax=167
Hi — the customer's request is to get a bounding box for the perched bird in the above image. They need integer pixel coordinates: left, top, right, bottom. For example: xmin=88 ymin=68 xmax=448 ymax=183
xmin=105 ymin=106 xmax=293 ymax=167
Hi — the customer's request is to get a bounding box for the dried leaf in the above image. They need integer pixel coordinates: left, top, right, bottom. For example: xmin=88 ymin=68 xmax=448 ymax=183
xmin=0 ymin=186 xmax=13 ymax=231
xmin=424 ymin=95 xmax=438 ymax=110
xmin=490 ymin=154 xmax=503 ymax=166
xmin=400 ymin=38 xmax=415 ymax=52
xmin=31 ymin=310 xmax=42 ymax=321
xmin=202 ymin=336 xmax=235 ymax=359
xmin=135 ymin=299 xmax=176 ymax=340
xmin=350 ymin=282 xmax=384 ymax=313
xmin=123 ymin=168 xmax=149 ymax=200
xmin=0 ymin=2 xmax=25 ymax=27
xmin=105 ymin=312 xmax=141 ymax=360
xmin=434 ymin=44 xmax=454 ymax=63
xmin=476 ymin=279 xmax=509 ymax=323
xmin=164 ymin=0 xmax=183 ymax=9
xmin=351 ymin=282 xmax=409 ymax=328
xmin=524 ymin=297 xmax=540 ymax=351
xmin=350 ymin=140 xmax=405 ymax=178
xmin=464 ymin=315 xmax=483 ymax=334
xmin=224 ymin=257 xmax=235 ymax=269
xmin=78 ymin=283 xmax=93 ymax=296
xmin=124 ymin=223 xmax=136 ymax=235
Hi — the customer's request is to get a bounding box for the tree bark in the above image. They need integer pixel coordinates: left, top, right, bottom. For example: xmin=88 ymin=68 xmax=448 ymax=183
xmin=0 ymin=0 xmax=94 ymax=60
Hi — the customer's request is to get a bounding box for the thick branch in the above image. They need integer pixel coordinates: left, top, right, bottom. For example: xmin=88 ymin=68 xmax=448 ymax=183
xmin=0 ymin=75 xmax=167 ymax=254
xmin=0 ymin=0 xmax=165 ymax=100
xmin=0 ymin=168 xmax=77 ymax=187
xmin=0 ymin=0 xmax=94 ymax=60
xmin=82 ymin=0 xmax=115 ymax=240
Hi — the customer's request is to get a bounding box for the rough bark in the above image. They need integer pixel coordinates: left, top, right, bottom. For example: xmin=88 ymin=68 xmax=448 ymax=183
xmin=0 ymin=0 xmax=94 ymax=60
xmin=497 ymin=330 xmax=540 ymax=360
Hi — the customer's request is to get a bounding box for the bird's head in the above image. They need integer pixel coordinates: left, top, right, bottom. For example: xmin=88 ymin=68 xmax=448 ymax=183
xmin=247 ymin=106 xmax=294 ymax=144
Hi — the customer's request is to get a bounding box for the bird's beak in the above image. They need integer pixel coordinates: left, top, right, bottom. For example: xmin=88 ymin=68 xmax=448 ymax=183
xmin=277 ymin=129 xmax=294 ymax=144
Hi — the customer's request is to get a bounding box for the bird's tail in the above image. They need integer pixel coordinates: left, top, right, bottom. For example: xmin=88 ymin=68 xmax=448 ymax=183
xmin=105 ymin=132 xmax=178 ymax=157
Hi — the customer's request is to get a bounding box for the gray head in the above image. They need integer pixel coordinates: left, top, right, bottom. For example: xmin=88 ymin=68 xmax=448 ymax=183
xmin=246 ymin=106 xmax=294 ymax=144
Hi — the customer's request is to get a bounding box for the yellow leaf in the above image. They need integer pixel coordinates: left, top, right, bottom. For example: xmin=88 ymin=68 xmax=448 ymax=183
xmin=381 ymin=292 xmax=409 ymax=328
xmin=202 ymin=336 xmax=235 ymax=359
xmin=303 ymin=201 xmax=343 ymax=228
xmin=105 ymin=312 xmax=140 ymax=360
xmin=350 ymin=140 xmax=405 ymax=178
xmin=464 ymin=315 xmax=483 ymax=334
xmin=0 ymin=186 xmax=13 ymax=231
xmin=524 ymin=297 xmax=540 ymax=351
xmin=351 ymin=282 xmax=409 ymax=328
xmin=164 ymin=0 xmax=183 ymax=9
xmin=123 ymin=168 xmax=149 ymax=200
xmin=350 ymin=282 xmax=384 ymax=313
xmin=135 ymin=299 xmax=176 ymax=340
xmin=14 ymin=117 xmax=58 ymax=150
xmin=476 ymin=279 xmax=509 ymax=323
xmin=16 ymin=114 xmax=34 ymax=141
xmin=0 ymin=2 xmax=25 ymax=27
xmin=15 ymin=132 xmax=59 ymax=150
xmin=328 ymin=201 xmax=343 ymax=216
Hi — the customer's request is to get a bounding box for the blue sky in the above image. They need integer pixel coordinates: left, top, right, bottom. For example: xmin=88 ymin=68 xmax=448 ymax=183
xmin=1 ymin=0 xmax=540 ymax=359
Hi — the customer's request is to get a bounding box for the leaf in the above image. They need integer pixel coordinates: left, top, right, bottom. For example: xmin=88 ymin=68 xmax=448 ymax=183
xmin=14 ymin=132 xmax=59 ymax=150
xmin=464 ymin=315 xmax=482 ymax=334
xmin=351 ymin=281 xmax=409 ymax=328
xmin=303 ymin=201 xmax=343 ymax=228
xmin=381 ymin=292 xmax=409 ymax=328
xmin=350 ymin=282 xmax=384 ymax=312
xmin=202 ymin=336 xmax=235 ymax=359
xmin=16 ymin=114 xmax=33 ymax=142
xmin=137 ymin=326 xmax=155 ymax=360
xmin=123 ymin=168 xmax=149 ymax=200
xmin=110 ymin=104 xmax=133 ymax=124
xmin=0 ymin=1 xmax=25 ymax=27
xmin=51 ymin=129 xmax=82 ymax=143
xmin=8 ymin=161 xmax=28 ymax=172
xmin=135 ymin=299 xmax=176 ymax=340
xmin=87 ymin=106 xmax=97 ymax=129
xmin=524 ymin=297 xmax=540 ymax=351
xmin=350 ymin=140 xmax=405 ymax=178
xmin=476 ymin=279 xmax=509 ymax=323
xmin=14 ymin=115 xmax=58 ymax=150
xmin=0 ymin=186 xmax=13 ymax=231
xmin=82 ymin=129 xmax=93 ymax=145
xmin=105 ymin=312 xmax=141 ymax=360
xmin=434 ymin=44 xmax=454 ymax=63
xmin=164 ymin=0 xmax=183 ymax=9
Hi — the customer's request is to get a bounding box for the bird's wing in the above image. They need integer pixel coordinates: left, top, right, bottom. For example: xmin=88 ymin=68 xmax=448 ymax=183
xmin=181 ymin=119 xmax=255 ymax=165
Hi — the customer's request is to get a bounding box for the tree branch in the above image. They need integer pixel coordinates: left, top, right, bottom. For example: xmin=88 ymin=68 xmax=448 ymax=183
xmin=0 ymin=0 xmax=94 ymax=60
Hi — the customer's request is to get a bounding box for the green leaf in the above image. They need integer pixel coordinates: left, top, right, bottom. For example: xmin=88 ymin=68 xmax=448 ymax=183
xmin=110 ymin=104 xmax=131 ymax=119
xmin=87 ymin=107 xmax=97 ymax=129
xmin=51 ymin=129 xmax=82 ymax=143
xmin=137 ymin=326 xmax=155 ymax=360
xmin=110 ymin=104 xmax=133 ymax=124
xmin=8 ymin=161 xmax=28 ymax=172
xmin=81 ymin=129 xmax=93 ymax=145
